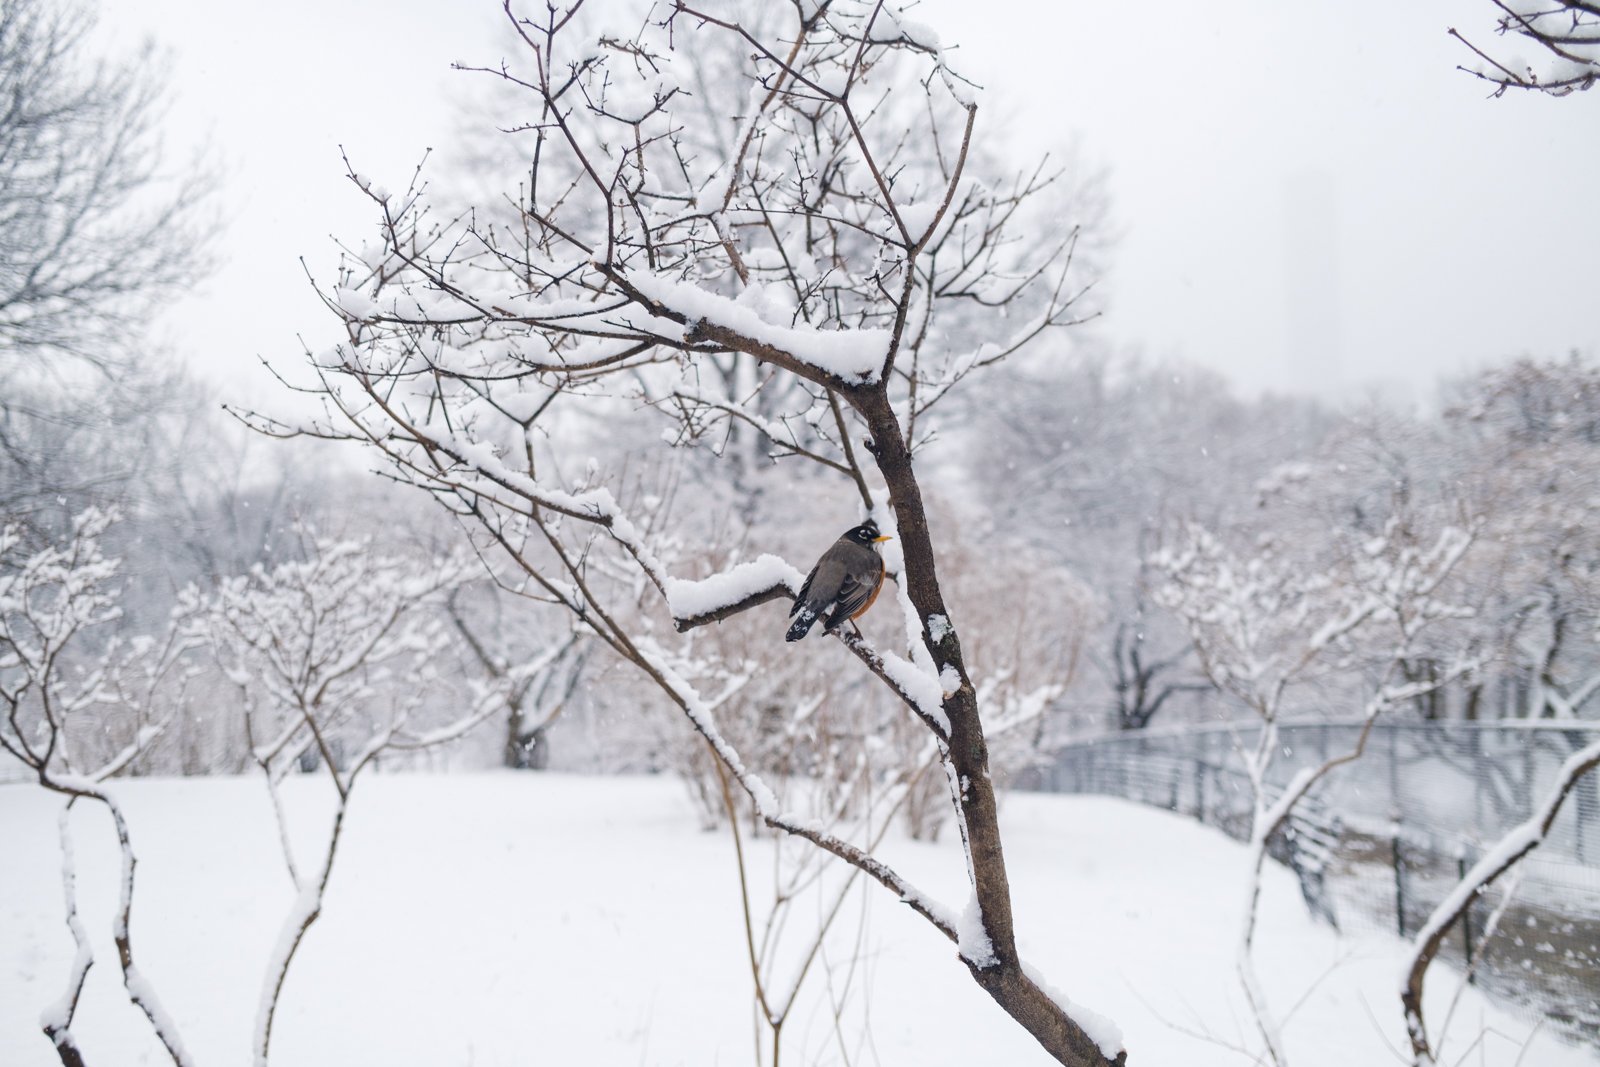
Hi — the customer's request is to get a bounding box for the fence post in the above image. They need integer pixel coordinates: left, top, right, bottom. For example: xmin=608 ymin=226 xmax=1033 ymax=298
xmin=1471 ymin=727 xmax=1485 ymax=828
xmin=1392 ymin=820 xmax=1407 ymax=939
xmin=1388 ymin=726 xmax=1400 ymax=813
xmin=1458 ymin=847 xmax=1475 ymax=984
xmin=1195 ymin=761 xmax=1207 ymax=825
xmin=1569 ymin=730 xmax=1591 ymax=865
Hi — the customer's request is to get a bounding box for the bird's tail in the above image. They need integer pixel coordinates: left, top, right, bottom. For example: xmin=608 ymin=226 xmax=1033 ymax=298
xmin=786 ymin=605 xmax=818 ymax=642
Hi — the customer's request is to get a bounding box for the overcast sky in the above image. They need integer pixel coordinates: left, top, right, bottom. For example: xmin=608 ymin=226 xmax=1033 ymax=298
xmin=109 ymin=0 xmax=1600 ymax=405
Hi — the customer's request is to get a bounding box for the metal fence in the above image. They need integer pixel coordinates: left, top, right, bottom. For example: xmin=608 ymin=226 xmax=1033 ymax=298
xmin=1017 ymin=721 xmax=1600 ymax=1045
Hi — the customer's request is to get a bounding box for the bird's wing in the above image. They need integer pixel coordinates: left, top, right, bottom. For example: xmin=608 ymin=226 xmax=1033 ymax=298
xmin=790 ymin=562 xmax=821 ymax=618
xmin=828 ymin=571 xmax=874 ymax=621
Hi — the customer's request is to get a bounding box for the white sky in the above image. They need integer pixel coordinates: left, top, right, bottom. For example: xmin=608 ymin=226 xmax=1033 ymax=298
xmin=108 ymin=0 xmax=1600 ymax=405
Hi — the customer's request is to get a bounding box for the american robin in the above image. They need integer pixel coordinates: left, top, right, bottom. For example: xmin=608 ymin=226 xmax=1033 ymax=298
xmin=786 ymin=520 xmax=893 ymax=642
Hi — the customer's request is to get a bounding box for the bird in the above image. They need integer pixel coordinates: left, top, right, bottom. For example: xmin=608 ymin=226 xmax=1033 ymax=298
xmin=786 ymin=520 xmax=893 ymax=642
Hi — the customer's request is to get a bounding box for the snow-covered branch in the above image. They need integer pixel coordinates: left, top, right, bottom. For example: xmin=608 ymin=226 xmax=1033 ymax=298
xmin=1400 ymin=734 xmax=1600 ymax=1064
xmin=1451 ymin=1 xmax=1600 ymax=96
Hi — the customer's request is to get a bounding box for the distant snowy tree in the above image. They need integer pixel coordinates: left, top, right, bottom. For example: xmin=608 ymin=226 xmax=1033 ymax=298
xmin=0 ymin=0 xmax=212 ymax=540
xmin=967 ymin=347 xmax=1334 ymax=735
xmin=200 ymin=532 xmax=500 ymax=1066
xmin=445 ymin=580 xmax=587 ymax=769
xmin=1295 ymin=357 xmax=1600 ymax=723
xmin=1240 ymin=403 xmax=1480 ymax=721
xmin=246 ymin=2 xmax=1121 ymax=1063
xmin=1153 ymin=510 xmax=1475 ymax=1065
xmin=1441 ymin=357 xmax=1600 ymax=720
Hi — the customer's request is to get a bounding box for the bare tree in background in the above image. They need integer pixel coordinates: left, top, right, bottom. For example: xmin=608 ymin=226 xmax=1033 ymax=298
xmin=201 ymin=533 xmax=501 ymax=1066
xmin=1153 ymin=515 xmax=1475 ymax=1065
xmin=0 ymin=510 xmax=202 ymax=1067
xmin=1442 ymin=358 xmax=1600 ymax=720
xmin=969 ymin=349 xmax=1333 ymax=737
xmin=1451 ymin=1 xmax=1600 ymax=95
xmin=0 ymin=0 xmax=212 ymax=535
xmin=244 ymin=1 xmax=1122 ymax=1063
xmin=445 ymin=582 xmax=587 ymax=769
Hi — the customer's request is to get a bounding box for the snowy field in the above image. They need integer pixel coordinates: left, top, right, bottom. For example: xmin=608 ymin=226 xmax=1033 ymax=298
xmin=2 ymin=773 xmax=1592 ymax=1067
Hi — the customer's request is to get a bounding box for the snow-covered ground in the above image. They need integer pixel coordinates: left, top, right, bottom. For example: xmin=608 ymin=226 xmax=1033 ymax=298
xmin=1 ymin=773 xmax=1591 ymax=1066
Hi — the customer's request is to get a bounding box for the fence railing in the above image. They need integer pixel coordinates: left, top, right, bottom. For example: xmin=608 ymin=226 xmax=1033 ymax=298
xmin=1016 ymin=720 xmax=1600 ymax=1045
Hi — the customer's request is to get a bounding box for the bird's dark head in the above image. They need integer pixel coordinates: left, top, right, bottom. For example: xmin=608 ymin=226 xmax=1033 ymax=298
xmin=844 ymin=521 xmax=892 ymax=546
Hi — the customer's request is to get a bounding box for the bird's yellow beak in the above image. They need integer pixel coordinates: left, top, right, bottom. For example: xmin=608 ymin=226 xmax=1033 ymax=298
xmin=873 ymin=535 xmax=893 ymax=543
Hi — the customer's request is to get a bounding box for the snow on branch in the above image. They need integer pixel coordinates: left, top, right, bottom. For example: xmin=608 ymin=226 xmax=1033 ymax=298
xmin=665 ymin=553 xmax=951 ymax=738
xmin=622 ymin=271 xmax=890 ymax=386
xmin=1451 ymin=1 xmax=1600 ymax=96
xmin=40 ymin=801 xmax=92 ymax=1065
xmin=666 ymin=554 xmax=804 ymax=629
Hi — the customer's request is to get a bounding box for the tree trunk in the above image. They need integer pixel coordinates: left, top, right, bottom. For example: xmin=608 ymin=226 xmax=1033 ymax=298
xmin=850 ymin=386 xmax=1123 ymax=1067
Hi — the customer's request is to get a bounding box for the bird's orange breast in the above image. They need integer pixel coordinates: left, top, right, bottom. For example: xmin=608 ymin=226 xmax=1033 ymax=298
xmin=848 ymin=559 xmax=887 ymax=620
